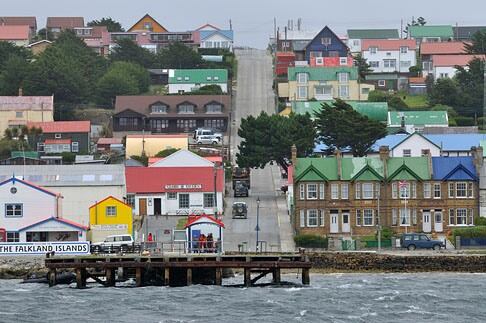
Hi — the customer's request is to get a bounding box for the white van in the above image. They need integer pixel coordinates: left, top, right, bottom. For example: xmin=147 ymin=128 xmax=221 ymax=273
xmin=193 ymin=128 xmax=222 ymax=140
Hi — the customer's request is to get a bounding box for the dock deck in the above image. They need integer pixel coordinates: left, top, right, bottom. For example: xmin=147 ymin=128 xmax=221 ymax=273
xmin=45 ymin=253 xmax=312 ymax=288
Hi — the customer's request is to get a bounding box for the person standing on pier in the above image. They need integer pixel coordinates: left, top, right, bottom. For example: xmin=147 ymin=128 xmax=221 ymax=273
xmin=207 ymin=233 xmax=214 ymax=253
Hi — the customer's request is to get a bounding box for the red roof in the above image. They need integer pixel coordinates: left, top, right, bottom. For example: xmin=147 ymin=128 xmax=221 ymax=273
xmin=45 ymin=139 xmax=71 ymax=144
xmin=126 ymin=167 xmax=225 ymax=194
xmin=185 ymin=214 xmax=225 ymax=228
xmin=0 ymin=25 xmax=30 ymax=40
xmin=409 ymin=77 xmax=426 ymax=84
xmin=432 ymin=54 xmax=485 ymax=67
xmin=420 ymin=41 xmax=468 ymax=55
xmin=148 ymin=155 xmax=223 ymax=165
xmin=27 ymin=121 xmax=91 ymax=133
xmin=362 ymin=39 xmax=416 ymax=51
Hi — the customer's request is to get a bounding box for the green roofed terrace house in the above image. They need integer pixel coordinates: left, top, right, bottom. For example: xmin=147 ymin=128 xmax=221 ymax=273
xmin=279 ymin=66 xmax=375 ymax=101
xmin=285 ymin=100 xmax=388 ymax=122
xmin=408 ymin=25 xmax=454 ymax=48
xmin=168 ymin=69 xmax=228 ymax=94
xmin=387 ymin=111 xmax=448 ymax=133
xmin=346 ymin=29 xmax=399 ymax=53
xmin=292 ymin=145 xmax=481 ymax=238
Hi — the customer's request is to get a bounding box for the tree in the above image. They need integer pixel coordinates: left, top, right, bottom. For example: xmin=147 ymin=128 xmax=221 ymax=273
xmin=0 ymin=55 xmax=31 ymax=95
xmin=236 ymin=112 xmax=315 ymax=173
xmin=367 ymin=90 xmax=388 ymax=102
xmin=403 ymin=16 xmax=427 ymax=36
xmin=0 ymin=41 xmax=30 ymax=71
xmin=429 ymin=78 xmax=460 ymax=107
xmin=314 ymin=99 xmax=387 ymax=157
xmin=353 ymin=53 xmax=371 ymax=81
xmin=157 ymin=42 xmax=203 ymax=69
xmin=96 ymin=63 xmax=142 ymax=106
xmin=87 ymin=17 xmax=124 ymax=32
xmin=32 ymin=28 xmax=55 ymax=42
xmin=465 ymin=30 xmax=486 ymax=54
xmin=110 ymin=38 xmax=156 ymax=68
xmin=191 ymin=84 xmax=223 ymax=95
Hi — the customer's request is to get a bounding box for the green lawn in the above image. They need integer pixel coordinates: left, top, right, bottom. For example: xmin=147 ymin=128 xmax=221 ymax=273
xmin=403 ymin=94 xmax=429 ymax=109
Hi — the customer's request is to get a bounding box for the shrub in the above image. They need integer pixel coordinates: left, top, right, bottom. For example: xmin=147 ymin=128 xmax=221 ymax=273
xmin=474 ymin=217 xmax=486 ymax=226
xmin=376 ymin=226 xmax=394 ymax=240
xmin=454 ymin=116 xmax=475 ymax=126
xmin=294 ymin=234 xmax=328 ymax=249
xmin=452 ymin=226 xmax=486 ymax=242
xmin=60 ymin=152 xmax=76 ymax=164
xmin=388 ymin=96 xmax=409 ymax=110
xmin=367 ymin=90 xmax=388 ymax=102
xmin=155 ymin=148 xmax=180 ymax=158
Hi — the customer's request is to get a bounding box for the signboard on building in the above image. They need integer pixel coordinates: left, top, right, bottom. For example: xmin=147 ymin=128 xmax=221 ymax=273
xmin=91 ymin=224 xmax=128 ymax=231
xmin=165 ymin=184 xmax=202 ymax=190
xmin=0 ymin=242 xmax=90 ymax=256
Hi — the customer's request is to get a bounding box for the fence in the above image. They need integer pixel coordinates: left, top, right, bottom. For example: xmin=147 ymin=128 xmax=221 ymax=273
xmin=90 ymin=240 xmax=223 ymax=256
xmin=460 ymin=237 xmax=486 ymax=248
xmin=363 ymin=240 xmax=392 ymax=248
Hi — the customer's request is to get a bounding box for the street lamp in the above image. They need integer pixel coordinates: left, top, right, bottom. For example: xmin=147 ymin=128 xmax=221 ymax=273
xmin=255 ymin=196 xmax=260 ymax=252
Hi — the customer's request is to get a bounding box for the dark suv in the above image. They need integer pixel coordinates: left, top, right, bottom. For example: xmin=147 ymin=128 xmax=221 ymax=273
xmin=400 ymin=233 xmax=445 ymax=250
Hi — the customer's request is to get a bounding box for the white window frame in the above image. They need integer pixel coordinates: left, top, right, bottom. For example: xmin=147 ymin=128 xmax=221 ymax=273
xmin=423 ymin=183 xmax=431 ymax=199
xmin=402 ymin=149 xmax=411 ymax=157
xmin=456 ymin=208 xmax=467 ymax=225
xmin=297 ymin=86 xmax=308 ymax=99
xmin=5 ymin=203 xmax=22 ymax=218
xmin=383 ymin=59 xmax=396 ymax=68
xmin=362 ymin=183 xmax=374 ymax=199
xmin=72 ymin=142 xmax=79 ymax=153
xmin=449 ymin=182 xmax=455 ymax=198
xmin=369 ymin=61 xmax=379 ymax=68
xmin=355 ymin=182 xmax=361 ymax=199
xmin=338 ymin=85 xmax=349 ymax=98
xmin=299 ymin=184 xmax=305 ymax=200
xmin=392 ymin=208 xmax=398 ymax=226
xmin=378 ymin=80 xmax=386 ymax=87
xmin=341 ymin=183 xmax=349 ymax=200
xmin=306 ymin=184 xmax=317 ymax=200
xmin=297 ymin=73 xmax=308 ymax=84
xmin=318 ymin=210 xmax=325 ymax=227
xmin=300 ymin=210 xmax=306 ymax=228
xmin=339 ymin=57 xmax=348 ymax=65
xmin=400 ymin=208 xmax=410 ymax=226
xmin=319 ymin=183 xmax=325 ymax=200
xmin=433 ymin=183 xmax=441 ymax=199
xmin=467 ymin=182 xmax=474 ymax=198
xmin=392 ymin=182 xmax=398 ymax=199
xmin=307 ymin=209 xmax=318 ymax=227
xmin=363 ymin=209 xmax=374 ymax=226
xmin=105 ymin=206 xmax=117 ymax=217
xmin=356 ymin=209 xmax=362 ymax=226
xmin=369 ymin=47 xmax=377 ymax=54
xmin=400 ymin=46 xmax=408 ymax=54
xmin=331 ymin=183 xmax=339 ymax=200
xmin=456 ymin=182 xmax=467 ymax=198
xmin=338 ymin=72 xmax=349 ymax=83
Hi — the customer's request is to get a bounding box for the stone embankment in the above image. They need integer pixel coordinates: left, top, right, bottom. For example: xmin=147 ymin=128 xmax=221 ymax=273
xmin=309 ymin=252 xmax=486 ymax=272
xmin=0 ymin=257 xmax=47 ymax=279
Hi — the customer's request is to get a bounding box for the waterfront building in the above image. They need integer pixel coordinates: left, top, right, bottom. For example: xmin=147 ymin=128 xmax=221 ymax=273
xmin=89 ymin=196 xmax=133 ymax=243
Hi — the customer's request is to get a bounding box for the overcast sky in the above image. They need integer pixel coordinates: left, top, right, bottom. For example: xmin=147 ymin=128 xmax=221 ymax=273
xmin=3 ymin=0 xmax=486 ymax=48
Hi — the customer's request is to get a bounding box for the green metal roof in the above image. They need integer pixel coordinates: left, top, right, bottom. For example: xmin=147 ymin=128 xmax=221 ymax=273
xmin=409 ymin=25 xmax=453 ymax=38
xmin=294 ymin=157 xmax=338 ymax=181
xmin=288 ymin=66 xmax=359 ymax=82
xmin=341 ymin=158 xmax=384 ymax=181
xmin=388 ymin=111 xmax=448 ymax=127
xmin=481 ymin=140 xmax=486 ymax=157
xmin=347 ymin=29 xmax=399 ymax=39
xmin=11 ymin=151 xmax=39 ymax=159
xmin=387 ymin=157 xmax=430 ymax=180
xmin=292 ymin=101 xmax=388 ymax=122
xmin=169 ymin=69 xmax=228 ymax=84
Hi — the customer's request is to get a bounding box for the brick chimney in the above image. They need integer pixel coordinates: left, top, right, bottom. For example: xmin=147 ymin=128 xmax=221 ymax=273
xmin=18 ymin=87 xmax=23 ymax=96
xmin=291 ymin=144 xmax=297 ymax=169
xmin=335 ymin=149 xmax=342 ymax=180
xmin=471 ymin=146 xmax=484 ymax=176
xmin=379 ymin=146 xmax=389 ymax=177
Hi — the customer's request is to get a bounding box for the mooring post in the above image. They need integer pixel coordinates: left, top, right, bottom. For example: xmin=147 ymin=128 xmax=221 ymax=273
xmin=186 ymin=257 xmax=193 ymax=286
xmin=105 ymin=268 xmax=116 ymax=287
xmin=244 ymin=256 xmax=251 ymax=287
xmin=76 ymin=268 xmax=87 ymax=289
xmin=163 ymin=257 xmax=170 ymax=286
xmin=272 ymin=268 xmax=281 ymax=284
xmin=302 ymin=268 xmax=310 ymax=285
xmin=215 ymin=256 xmax=222 ymax=285
xmin=136 ymin=267 xmax=144 ymax=287
xmin=48 ymin=268 xmax=56 ymax=287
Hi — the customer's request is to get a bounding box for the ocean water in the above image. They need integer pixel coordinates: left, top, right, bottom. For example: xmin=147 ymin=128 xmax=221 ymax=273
xmin=1 ymin=273 xmax=485 ymax=323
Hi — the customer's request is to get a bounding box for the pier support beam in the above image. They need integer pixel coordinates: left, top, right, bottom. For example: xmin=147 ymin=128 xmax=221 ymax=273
xmin=105 ymin=268 xmax=116 ymax=287
xmin=272 ymin=268 xmax=281 ymax=284
xmin=76 ymin=268 xmax=87 ymax=289
xmin=136 ymin=267 xmax=144 ymax=287
xmin=215 ymin=268 xmax=222 ymax=285
xmin=164 ymin=267 xmax=170 ymax=286
xmin=302 ymin=268 xmax=310 ymax=285
xmin=186 ymin=257 xmax=192 ymax=286
xmin=244 ymin=268 xmax=251 ymax=287
xmin=48 ymin=269 xmax=56 ymax=287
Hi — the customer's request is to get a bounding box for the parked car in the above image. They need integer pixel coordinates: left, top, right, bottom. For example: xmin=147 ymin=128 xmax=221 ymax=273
xmin=197 ymin=135 xmax=221 ymax=145
xmin=92 ymin=234 xmax=135 ymax=253
xmin=193 ymin=128 xmax=222 ymax=140
xmin=234 ymin=180 xmax=249 ymax=197
xmin=232 ymin=202 xmax=248 ymax=219
xmin=400 ymin=233 xmax=445 ymax=250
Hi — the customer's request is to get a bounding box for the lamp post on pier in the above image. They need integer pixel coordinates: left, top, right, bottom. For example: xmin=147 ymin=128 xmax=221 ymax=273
xmin=255 ymin=196 xmax=260 ymax=252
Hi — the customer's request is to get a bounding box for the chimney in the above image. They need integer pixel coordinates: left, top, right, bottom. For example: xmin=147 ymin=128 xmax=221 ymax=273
xmin=18 ymin=87 xmax=23 ymax=96
xmin=471 ymin=146 xmax=484 ymax=176
xmin=291 ymin=144 xmax=297 ymax=169
xmin=335 ymin=149 xmax=342 ymax=180
xmin=379 ymin=146 xmax=389 ymax=177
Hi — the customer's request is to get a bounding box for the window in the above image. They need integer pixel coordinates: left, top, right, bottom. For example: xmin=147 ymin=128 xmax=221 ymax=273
xmin=204 ymin=119 xmax=225 ymax=130
xmin=321 ymin=37 xmax=332 ymax=45
xmin=206 ymin=76 xmax=212 ymax=81
xmin=383 ymin=59 xmax=396 ymax=68
xmin=315 ymin=85 xmax=332 ymax=96
xmin=449 ymin=182 xmax=455 ymax=198
xmin=341 ymin=184 xmax=349 ymax=199
xmin=6 ymin=232 xmax=19 ymax=242
xmin=353 ymin=40 xmax=360 ymax=46
xmin=399 ymin=182 xmax=410 ymax=199
xmin=151 ymin=119 xmax=169 ymax=132
xmin=203 ymin=193 xmax=214 ymax=208
xmin=282 ymin=41 xmax=290 ymax=48
xmin=176 ymin=119 xmax=196 ymax=130
xmin=119 ymin=117 xmax=138 ymax=127
xmin=362 ymin=88 xmax=370 ymax=95
xmin=126 ymin=194 xmax=135 ymax=207
xmin=143 ymin=22 xmax=152 ymax=30
xmin=16 ymin=112 xmax=23 ymax=118
xmin=402 ymin=149 xmax=411 ymax=157
xmin=469 ymin=209 xmax=474 ymax=225
xmin=178 ymin=104 xmax=195 ymax=114
xmin=299 ymin=184 xmax=305 ymax=200
xmin=297 ymin=86 xmax=308 ymax=99
xmin=168 ymin=192 xmax=177 ymax=200
xmin=362 ymin=183 xmax=374 ymax=199
xmin=423 ymin=61 xmax=433 ymax=71
xmin=369 ymin=61 xmax=379 ymax=68
xmin=400 ymin=46 xmax=408 ymax=54
xmin=400 ymin=208 xmax=410 ymax=226
xmin=338 ymin=72 xmax=349 ymax=83
xmin=206 ymin=103 xmax=223 ymax=113
xmin=106 ymin=206 xmax=117 ymax=217
xmin=5 ymin=204 xmax=22 ymax=217
xmin=392 ymin=209 xmax=398 ymax=226
xmin=355 ymin=183 xmax=361 ymax=199
xmin=339 ymin=57 xmax=348 ymax=65
xmin=307 ymin=184 xmax=317 ymax=199
xmin=55 ymin=133 xmax=62 ymax=139
xmin=307 ymin=209 xmax=318 ymax=227
xmin=331 ymin=184 xmax=339 ymax=199
xmin=456 ymin=182 xmax=467 ymax=198
xmin=449 ymin=209 xmax=455 ymax=225
xmin=319 ymin=183 xmax=325 ymax=199
xmin=369 ymin=47 xmax=377 ymax=54
xmin=433 ymin=183 xmax=441 ymax=199
xmin=179 ymin=194 xmax=190 ymax=209
xmin=338 ymin=85 xmax=349 ymax=98
xmin=411 ymin=182 xmax=417 ymax=198
xmin=412 ymin=209 xmax=417 ymax=225
xmin=363 ymin=209 xmax=374 ymax=226
xmin=456 ymin=208 xmax=467 ymax=225
xmin=72 ymin=142 xmax=79 ymax=153
xmin=319 ymin=210 xmax=325 ymax=227
xmin=297 ymin=73 xmax=308 ymax=84
xmin=423 ymin=183 xmax=431 ymax=198
xmin=151 ymin=104 xmax=168 ymax=114
xmin=356 ymin=210 xmax=362 ymax=226
xmin=421 ymin=149 xmax=430 ymax=157
xmin=378 ymin=80 xmax=386 ymax=87
xmin=467 ymin=182 xmax=473 ymax=198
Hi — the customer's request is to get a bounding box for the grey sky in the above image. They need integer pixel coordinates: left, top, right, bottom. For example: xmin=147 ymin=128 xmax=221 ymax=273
xmin=2 ymin=0 xmax=486 ymax=48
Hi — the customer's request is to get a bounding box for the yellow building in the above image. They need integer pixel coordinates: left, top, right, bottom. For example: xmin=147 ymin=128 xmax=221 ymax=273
xmin=89 ymin=196 xmax=133 ymax=242
xmin=279 ymin=66 xmax=374 ymax=101
xmin=126 ymin=134 xmax=189 ymax=158
xmin=128 ymin=14 xmax=168 ymax=32
xmin=0 ymin=96 xmax=54 ymax=135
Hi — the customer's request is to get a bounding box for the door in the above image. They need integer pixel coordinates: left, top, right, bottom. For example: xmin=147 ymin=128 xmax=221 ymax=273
xmin=330 ymin=212 xmax=339 ymax=233
xmin=154 ymin=198 xmax=161 ymax=215
xmin=139 ymin=198 xmax=147 ymax=216
xmin=342 ymin=213 xmax=350 ymax=233
xmin=422 ymin=211 xmax=431 ymax=233
xmin=434 ymin=211 xmax=443 ymax=232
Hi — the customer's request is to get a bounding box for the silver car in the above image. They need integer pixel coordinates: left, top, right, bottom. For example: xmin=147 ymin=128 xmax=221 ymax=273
xmin=197 ymin=135 xmax=221 ymax=145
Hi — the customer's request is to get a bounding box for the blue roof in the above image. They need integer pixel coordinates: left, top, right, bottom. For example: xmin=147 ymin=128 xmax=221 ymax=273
xmin=432 ymin=157 xmax=477 ymax=181
xmin=199 ymin=30 xmax=234 ymax=41
xmin=424 ymin=134 xmax=486 ymax=151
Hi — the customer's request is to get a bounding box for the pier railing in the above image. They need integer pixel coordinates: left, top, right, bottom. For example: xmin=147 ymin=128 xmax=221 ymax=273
xmin=90 ymin=240 xmax=223 ymax=256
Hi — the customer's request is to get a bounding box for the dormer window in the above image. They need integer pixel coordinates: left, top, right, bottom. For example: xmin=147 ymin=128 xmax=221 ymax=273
xmin=151 ymin=103 xmax=168 ymax=114
xmin=206 ymin=103 xmax=223 ymax=113
xmin=178 ymin=103 xmax=195 ymax=114
xmin=297 ymin=72 xmax=308 ymax=84
xmin=321 ymin=37 xmax=331 ymax=45
xmin=214 ymin=76 xmax=219 ymax=81
xmin=184 ymin=76 xmax=189 ymax=81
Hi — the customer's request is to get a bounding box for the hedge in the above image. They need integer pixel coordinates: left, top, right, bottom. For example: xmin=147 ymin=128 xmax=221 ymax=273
xmin=452 ymin=226 xmax=486 ymax=242
xmin=294 ymin=234 xmax=328 ymax=249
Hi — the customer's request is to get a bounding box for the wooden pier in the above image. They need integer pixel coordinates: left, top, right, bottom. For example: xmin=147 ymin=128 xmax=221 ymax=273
xmin=45 ymin=254 xmax=312 ymax=288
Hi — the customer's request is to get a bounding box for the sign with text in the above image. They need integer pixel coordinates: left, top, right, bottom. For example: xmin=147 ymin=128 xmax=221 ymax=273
xmin=165 ymin=184 xmax=202 ymax=190
xmin=0 ymin=242 xmax=90 ymax=256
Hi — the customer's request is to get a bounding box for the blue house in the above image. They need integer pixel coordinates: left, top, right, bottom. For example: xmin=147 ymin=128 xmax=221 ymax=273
xmin=304 ymin=26 xmax=349 ymax=63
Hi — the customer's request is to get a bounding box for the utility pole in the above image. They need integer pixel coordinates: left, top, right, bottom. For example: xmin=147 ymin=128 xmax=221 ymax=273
xmin=377 ymin=182 xmax=381 ymax=252
xmin=229 ymin=19 xmax=232 ymax=31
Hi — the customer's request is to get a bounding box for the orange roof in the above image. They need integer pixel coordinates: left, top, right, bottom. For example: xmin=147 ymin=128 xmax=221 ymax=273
xmin=409 ymin=77 xmax=426 ymax=84
xmin=28 ymin=121 xmax=91 ymax=133
xmin=362 ymin=39 xmax=415 ymax=51
xmin=432 ymin=54 xmax=485 ymax=67
xmin=420 ymin=42 xmax=468 ymax=55
xmin=89 ymin=195 xmax=131 ymax=209
xmin=0 ymin=25 xmax=30 ymax=40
